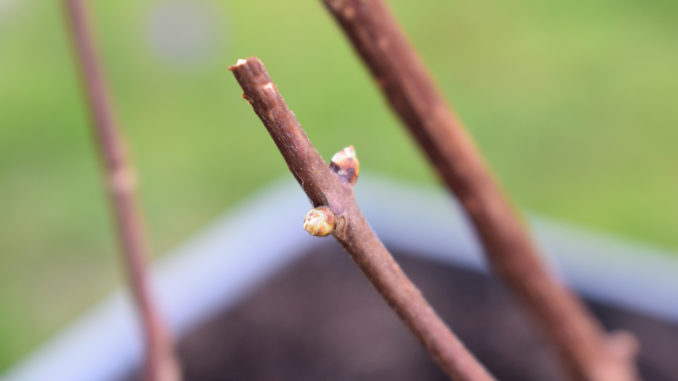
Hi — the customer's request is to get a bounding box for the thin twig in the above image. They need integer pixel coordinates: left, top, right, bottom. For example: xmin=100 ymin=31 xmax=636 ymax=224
xmin=62 ymin=1 xmax=180 ymax=380
xmin=321 ymin=1 xmax=640 ymax=380
xmin=230 ymin=57 xmax=495 ymax=381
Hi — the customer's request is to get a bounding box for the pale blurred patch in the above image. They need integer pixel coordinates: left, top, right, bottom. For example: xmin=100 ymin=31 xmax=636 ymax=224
xmin=0 ymin=0 xmax=19 ymax=18
xmin=146 ymin=0 xmax=222 ymax=65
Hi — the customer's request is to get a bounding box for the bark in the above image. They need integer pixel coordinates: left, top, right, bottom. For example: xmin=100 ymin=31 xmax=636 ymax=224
xmin=321 ymin=1 xmax=640 ymax=380
xmin=230 ymin=57 xmax=496 ymax=381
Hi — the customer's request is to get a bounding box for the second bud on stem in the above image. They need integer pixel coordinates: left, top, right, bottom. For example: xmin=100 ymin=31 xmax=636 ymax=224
xmin=330 ymin=145 xmax=359 ymax=186
xmin=303 ymin=206 xmax=335 ymax=236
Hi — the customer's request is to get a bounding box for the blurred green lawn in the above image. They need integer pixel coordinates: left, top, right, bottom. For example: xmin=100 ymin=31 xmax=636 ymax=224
xmin=1 ymin=0 xmax=677 ymax=371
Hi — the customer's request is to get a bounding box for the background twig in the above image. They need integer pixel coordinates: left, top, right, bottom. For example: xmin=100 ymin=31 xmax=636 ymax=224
xmin=321 ymin=1 xmax=640 ymax=380
xmin=230 ymin=56 xmax=495 ymax=381
xmin=62 ymin=1 xmax=180 ymax=380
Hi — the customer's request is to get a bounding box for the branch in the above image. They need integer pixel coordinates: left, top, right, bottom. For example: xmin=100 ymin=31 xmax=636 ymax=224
xmin=230 ymin=57 xmax=495 ymax=381
xmin=62 ymin=1 xmax=180 ymax=380
xmin=321 ymin=1 xmax=639 ymax=380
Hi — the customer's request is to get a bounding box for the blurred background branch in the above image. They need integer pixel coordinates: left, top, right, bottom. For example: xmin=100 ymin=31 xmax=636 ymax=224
xmin=321 ymin=1 xmax=640 ymax=380
xmin=61 ymin=0 xmax=180 ymax=379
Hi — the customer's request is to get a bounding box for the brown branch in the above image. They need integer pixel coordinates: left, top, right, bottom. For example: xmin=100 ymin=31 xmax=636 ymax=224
xmin=230 ymin=57 xmax=495 ymax=381
xmin=62 ymin=1 xmax=180 ymax=380
xmin=321 ymin=1 xmax=640 ymax=380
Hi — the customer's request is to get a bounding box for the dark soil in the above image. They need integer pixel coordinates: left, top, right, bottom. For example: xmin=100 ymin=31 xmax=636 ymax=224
xmin=172 ymin=241 xmax=678 ymax=381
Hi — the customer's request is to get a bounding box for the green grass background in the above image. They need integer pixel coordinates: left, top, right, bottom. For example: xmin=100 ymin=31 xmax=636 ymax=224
xmin=1 ymin=0 xmax=677 ymax=371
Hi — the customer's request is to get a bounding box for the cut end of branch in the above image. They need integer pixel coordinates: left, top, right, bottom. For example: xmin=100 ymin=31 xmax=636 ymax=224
xmin=232 ymin=58 xmax=248 ymax=68
xmin=229 ymin=57 xmax=278 ymax=103
xmin=228 ymin=57 xmax=263 ymax=74
xmin=330 ymin=145 xmax=360 ymax=185
xmin=228 ymin=57 xmax=262 ymax=79
xmin=303 ymin=207 xmax=335 ymax=236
